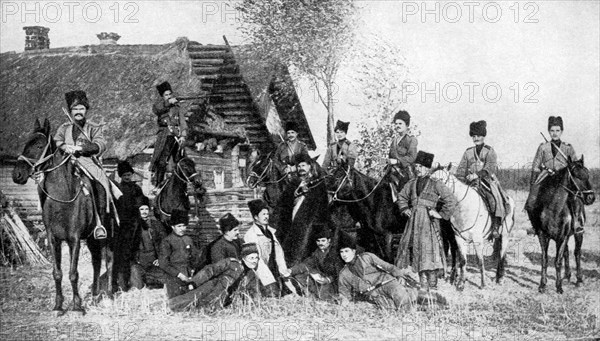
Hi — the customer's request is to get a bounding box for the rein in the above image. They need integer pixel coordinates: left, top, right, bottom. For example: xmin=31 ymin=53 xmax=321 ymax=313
xmin=18 ymin=133 xmax=83 ymax=203
xmin=246 ymin=158 xmax=287 ymax=188
xmin=331 ymin=167 xmax=386 ymax=203
xmin=156 ymin=157 xmax=199 ymax=218
xmin=563 ymin=166 xmax=594 ymax=200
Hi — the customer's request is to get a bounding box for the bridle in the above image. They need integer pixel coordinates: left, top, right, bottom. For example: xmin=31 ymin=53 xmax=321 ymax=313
xmin=563 ymin=164 xmax=595 ymax=201
xmin=17 ymin=132 xmax=81 ymax=203
xmin=156 ymin=157 xmax=201 ymax=217
xmin=245 ymin=156 xmax=287 ymax=189
xmin=330 ymin=166 xmax=386 ymax=203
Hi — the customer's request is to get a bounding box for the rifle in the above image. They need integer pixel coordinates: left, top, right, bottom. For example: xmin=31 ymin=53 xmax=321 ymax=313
xmin=62 ymin=107 xmax=91 ymax=142
xmin=540 ymin=131 xmax=569 ymax=160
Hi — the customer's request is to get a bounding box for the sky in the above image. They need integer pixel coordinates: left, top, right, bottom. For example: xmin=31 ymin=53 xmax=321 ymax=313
xmin=1 ymin=0 xmax=598 ymax=168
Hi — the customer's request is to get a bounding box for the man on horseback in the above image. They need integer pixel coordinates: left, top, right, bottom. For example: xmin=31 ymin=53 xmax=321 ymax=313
xmin=388 ymin=110 xmax=418 ymax=201
xmin=149 ymin=81 xmax=188 ymax=192
xmin=525 ymin=116 xmax=583 ymax=233
xmin=456 ymin=120 xmax=509 ymax=238
xmin=395 ymin=151 xmax=456 ymax=291
xmin=322 ymin=120 xmax=358 ymax=172
xmin=273 ymin=121 xmax=309 ymax=182
xmin=54 ymin=90 xmax=122 ymax=239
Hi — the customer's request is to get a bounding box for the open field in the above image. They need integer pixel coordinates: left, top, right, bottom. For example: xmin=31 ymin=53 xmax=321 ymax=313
xmin=1 ymin=191 xmax=599 ymax=341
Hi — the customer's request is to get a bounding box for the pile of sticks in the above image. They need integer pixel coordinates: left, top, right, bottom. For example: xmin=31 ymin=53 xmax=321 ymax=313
xmin=0 ymin=196 xmax=49 ymax=266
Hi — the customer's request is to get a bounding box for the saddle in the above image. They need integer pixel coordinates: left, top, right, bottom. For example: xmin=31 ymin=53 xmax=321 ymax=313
xmin=471 ymin=177 xmax=509 ymax=220
xmin=388 ymin=165 xmax=413 ymax=202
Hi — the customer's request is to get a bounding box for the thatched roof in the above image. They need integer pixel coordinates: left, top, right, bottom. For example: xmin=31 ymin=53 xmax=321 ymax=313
xmin=0 ymin=38 xmax=315 ymax=160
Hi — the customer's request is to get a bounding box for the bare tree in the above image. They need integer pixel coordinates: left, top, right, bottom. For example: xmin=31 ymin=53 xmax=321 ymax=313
xmin=235 ymin=0 xmax=358 ymax=144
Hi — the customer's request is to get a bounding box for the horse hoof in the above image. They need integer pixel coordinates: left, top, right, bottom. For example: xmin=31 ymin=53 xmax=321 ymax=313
xmin=53 ymin=309 xmax=65 ymax=317
xmin=575 ymin=280 xmax=583 ymax=287
xmin=538 ymin=287 xmax=546 ymax=294
xmin=557 ymin=287 xmax=564 ymax=294
xmin=496 ymin=278 xmax=503 ymax=285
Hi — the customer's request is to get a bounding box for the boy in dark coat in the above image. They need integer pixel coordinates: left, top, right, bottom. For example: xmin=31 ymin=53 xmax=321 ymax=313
xmin=130 ymin=196 xmax=169 ymax=289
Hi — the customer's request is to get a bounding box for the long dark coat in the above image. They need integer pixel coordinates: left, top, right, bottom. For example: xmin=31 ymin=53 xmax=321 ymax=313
xmin=275 ymin=176 xmax=329 ymax=267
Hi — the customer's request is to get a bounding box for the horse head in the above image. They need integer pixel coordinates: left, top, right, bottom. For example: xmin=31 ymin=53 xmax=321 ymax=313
xmin=325 ymin=161 xmax=354 ymax=201
xmin=176 ymin=157 xmax=206 ymax=199
xmin=13 ymin=118 xmax=53 ymax=185
xmin=567 ymin=155 xmax=595 ymax=206
xmin=429 ymin=163 xmax=453 ymax=184
xmin=246 ymin=151 xmax=274 ymax=189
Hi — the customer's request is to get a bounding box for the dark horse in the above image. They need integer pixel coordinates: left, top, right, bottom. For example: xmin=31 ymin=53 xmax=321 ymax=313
xmin=12 ymin=119 xmax=114 ymax=315
xmin=154 ymin=156 xmax=206 ymax=226
xmin=526 ymin=156 xmax=595 ymax=294
xmin=325 ymin=163 xmax=409 ymax=262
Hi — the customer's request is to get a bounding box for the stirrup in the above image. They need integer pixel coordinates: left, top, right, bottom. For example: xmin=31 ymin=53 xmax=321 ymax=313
xmin=93 ymin=225 xmax=107 ymax=240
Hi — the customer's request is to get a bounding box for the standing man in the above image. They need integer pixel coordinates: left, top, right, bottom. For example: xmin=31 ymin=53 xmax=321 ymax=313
xmin=243 ymin=199 xmax=291 ymax=296
xmin=149 ymin=81 xmax=188 ymax=191
xmin=455 ymin=121 xmax=508 ymax=237
xmin=322 ymin=120 xmax=358 ymax=171
xmin=289 ymin=224 xmax=344 ymax=299
xmin=114 ymin=160 xmax=145 ymax=291
xmin=395 ymin=151 xmax=457 ymax=291
xmin=525 ymin=116 xmax=583 ymax=233
xmin=273 ymin=121 xmax=309 ymax=181
xmin=130 ymin=196 xmax=168 ymax=290
xmin=337 ymin=236 xmax=445 ymax=310
xmin=159 ymin=209 xmax=202 ymax=298
xmin=54 ymin=90 xmax=122 ymax=239
xmin=276 ymin=153 xmax=329 ymax=267
xmin=210 ymin=213 xmax=242 ymax=263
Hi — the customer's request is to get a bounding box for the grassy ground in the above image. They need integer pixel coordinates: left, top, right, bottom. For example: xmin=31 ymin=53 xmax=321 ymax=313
xmin=1 ymin=191 xmax=599 ymax=341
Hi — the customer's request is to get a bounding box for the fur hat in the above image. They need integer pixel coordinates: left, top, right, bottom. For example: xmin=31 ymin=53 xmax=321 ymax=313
xmin=219 ymin=213 xmax=239 ymax=233
xmin=338 ymin=233 xmax=357 ymax=250
xmin=294 ymin=153 xmax=314 ymax=167
xmin=136 ymin=195 xmax=150 ymax=208
xmin=393 ymin=110 xmax=410 ymax=126
xmin=284 ymin=121 xmax=299 ymax=133
xmin=117 ymin=160 xmax=134 ymax=177
xmin=548 ymin=116 xmax=563 ymax=130
xmin=469 ymin=120 xmax=487 ymax=137
xmin=334 ymin=120 xmax=350 ymax=133
xmin=248 ymin=199 xmax=269 ymax=217
xmin=170 ymin=209 xmax=189 ymax=226
xmin=415 ymin=151 xmax=434 ymax=168
xmin=156 ymin=81 xmax=172 ymax=96
xmin=65 ymin=90 xmax=89 ymax=110
xmin=314 ymin=224 xmax=332 ymax=239
xmin=241 ymin=243 xmax=259 ymax=258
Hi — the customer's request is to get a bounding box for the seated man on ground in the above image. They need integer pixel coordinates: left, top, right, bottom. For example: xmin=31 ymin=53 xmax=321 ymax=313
xmin=210 ymin=213 xmax=242 ymax=263
xmin=168 ymin=243 xmax=274 ymax=312
xmin=158 ymin=209 xmax=202 ymax=298
xmin=287 ymin=224 xmax=343 ymax=299
xmin=338 ymin=236 xmax=447 ymax=311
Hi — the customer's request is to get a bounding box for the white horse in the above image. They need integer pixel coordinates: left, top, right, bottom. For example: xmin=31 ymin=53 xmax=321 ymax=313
xmin=430 ymin=164 xmax=516 ymax=290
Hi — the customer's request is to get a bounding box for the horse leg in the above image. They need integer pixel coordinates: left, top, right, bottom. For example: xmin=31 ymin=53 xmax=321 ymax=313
xmin=454 ymin=237 xmax=468 ymax=291
xmin=474 ymin=238 xmax=487 ymax=289
xmin=562 ymin=241 xmax=571 ymax=283
xmin=574 ymin=232 xmax=584 ymax=287
xmin=48 ymin=233 xmax=65 ymax=315
xmin=537 ymin=233 xmax=549 ymax=293
xmin=67 ymin=238 xmax=84 ymax=314
xmin=104 ymin=238 xmax=115 ymax=300
xmin=554 ymin=238 xmax=567 ymax=294
xmin=87 ymin=239 xmax=102 ymax=300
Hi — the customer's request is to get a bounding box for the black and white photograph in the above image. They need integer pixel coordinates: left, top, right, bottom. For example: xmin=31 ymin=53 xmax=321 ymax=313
xmin=0 ymin=1 xmax=599 ymax=340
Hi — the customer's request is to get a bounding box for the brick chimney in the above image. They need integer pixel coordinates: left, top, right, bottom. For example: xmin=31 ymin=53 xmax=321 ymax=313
xmin=96 ymin=32 xmax=121 ymax=45
xmin=23 ymin=26 xmax=50 ymax=50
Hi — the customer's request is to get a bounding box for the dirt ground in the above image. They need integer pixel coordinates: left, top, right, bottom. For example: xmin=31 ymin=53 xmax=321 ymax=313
xmin=1 ymin=191 xmax=599 ymax=341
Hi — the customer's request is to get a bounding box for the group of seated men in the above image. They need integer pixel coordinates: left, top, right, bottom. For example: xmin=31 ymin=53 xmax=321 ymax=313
xmin=125 ymin=195 xmax=446 ymax=312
